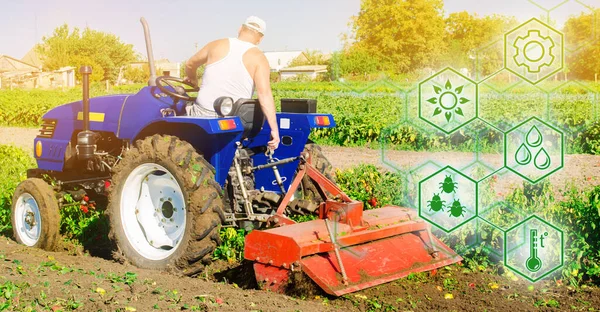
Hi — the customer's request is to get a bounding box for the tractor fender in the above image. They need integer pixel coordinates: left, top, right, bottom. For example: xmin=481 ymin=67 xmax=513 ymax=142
xmin=130 ymin=117 xmax=244 ymax=186
xmin=129 ymin=116 xmax=244 ymax=142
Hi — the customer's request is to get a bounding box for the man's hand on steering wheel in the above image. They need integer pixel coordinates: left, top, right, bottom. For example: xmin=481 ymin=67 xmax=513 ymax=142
xmin=182 ymin=77 xmax=198 ymax=88
xmin=156 ymin=76 xmax=199 ymax=102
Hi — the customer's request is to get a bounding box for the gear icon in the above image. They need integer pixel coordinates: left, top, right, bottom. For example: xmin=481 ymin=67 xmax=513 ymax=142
xmin=513 ymin=30 xmax=555 ymax=73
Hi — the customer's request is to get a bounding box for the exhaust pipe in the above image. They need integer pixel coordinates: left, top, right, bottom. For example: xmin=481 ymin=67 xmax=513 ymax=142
xmin=140 ymin=17 xmax=157 ymax=87
xmin=76 ymin=65 xmax=96 ymax=160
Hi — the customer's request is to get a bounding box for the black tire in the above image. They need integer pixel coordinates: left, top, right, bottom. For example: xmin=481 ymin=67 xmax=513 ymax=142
xmin=297 ymin=142 xmax=335 ymax=212
xmin=11 ymin=178 xmax=61 ymax=251
xmin=108 ymin=134 xmax=225 ymax=275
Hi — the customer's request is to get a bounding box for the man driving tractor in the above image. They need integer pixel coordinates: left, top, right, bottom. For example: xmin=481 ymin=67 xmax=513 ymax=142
xmin=184 ymin=16 xmax=280 ymax=150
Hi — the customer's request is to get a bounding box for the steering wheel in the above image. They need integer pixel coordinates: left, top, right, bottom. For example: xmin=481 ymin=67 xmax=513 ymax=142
xmin=155 ymin=76 xmax=199 ymax=101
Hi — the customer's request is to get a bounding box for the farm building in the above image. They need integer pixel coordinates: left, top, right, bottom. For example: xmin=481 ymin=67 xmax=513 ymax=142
xmin=0 ymin=55 xmax=41 ymax=89
xmin=279 ymin=65 xmax=328 ymax=81
xmin=0 ymin=48 xmax=77 ymax=89
xmin=264 ymin=51 xmax=308 ymax=72
xmin=21 ymin=47 xmax=43 ymax=69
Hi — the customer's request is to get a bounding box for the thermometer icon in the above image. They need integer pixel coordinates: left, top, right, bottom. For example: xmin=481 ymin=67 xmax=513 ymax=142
xmin=526 ymin=229 xmax=547 ymax=272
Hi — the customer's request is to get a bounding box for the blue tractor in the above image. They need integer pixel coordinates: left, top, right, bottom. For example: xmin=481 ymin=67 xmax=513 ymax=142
xmin=11 ymin=18 xmax=334 ymax=272
xmin=11 ymin=18 xmax=460 ymax=295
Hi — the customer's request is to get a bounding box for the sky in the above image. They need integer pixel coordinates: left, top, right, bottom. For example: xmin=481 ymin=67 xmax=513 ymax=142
xmin=0 ymin=0 xmax=596 ymax=63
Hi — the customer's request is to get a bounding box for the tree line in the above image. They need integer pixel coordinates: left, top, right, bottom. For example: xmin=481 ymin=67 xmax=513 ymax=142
xmin=35 ymin=0 xmax=599 ymax=83
xmin=327 ymin=0 xmax=598 ymax=81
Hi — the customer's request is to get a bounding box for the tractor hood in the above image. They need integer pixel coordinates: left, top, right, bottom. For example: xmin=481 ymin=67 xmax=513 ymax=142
xmin=43 ymin=94 xmax=130 ymax=125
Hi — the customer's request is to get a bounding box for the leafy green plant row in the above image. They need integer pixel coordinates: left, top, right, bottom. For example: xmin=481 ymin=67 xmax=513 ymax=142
xmin=2 ymin=83 xmax=599 ymax=155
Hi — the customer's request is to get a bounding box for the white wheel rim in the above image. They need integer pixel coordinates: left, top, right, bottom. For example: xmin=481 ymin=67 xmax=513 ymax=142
xmin=14 ymin=193 xmax=42 ymax=246
xmin=120 ymin=163 xmax=186 ymax=261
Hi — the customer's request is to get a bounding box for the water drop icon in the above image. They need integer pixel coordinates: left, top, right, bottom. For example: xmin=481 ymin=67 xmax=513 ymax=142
xmin=526 ymin=126 xmax=543 ymax=147
xmin=515 ymin=143 xmax=532 ymax=165
xmin=534 ymin=148 xmax=551 ymax=170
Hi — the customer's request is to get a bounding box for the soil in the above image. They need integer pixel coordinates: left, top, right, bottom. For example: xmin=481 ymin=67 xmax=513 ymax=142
xmin=0 ymin=236 xmax=329 ymax=312
xmin=3 ymin=235 xmax=600 ymax=311
xmin=2 ymin=126 xmax=600 ymax=311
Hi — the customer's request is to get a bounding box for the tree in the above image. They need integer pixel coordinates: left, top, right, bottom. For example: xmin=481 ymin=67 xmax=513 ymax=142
xmin=123 ymin=65 xmax=149 ymax=84
xmin=350 ymin=0 xmax=446 ymax=73
xmin=444 ymin=12 xmax=517 ymax=75
xmin=37 ymin=24 xmax=136 ymax=82
xmin=563 ymin=10 xmax=600 ymax=80
xmin=328 ymin=47 xmax=379 ymax=78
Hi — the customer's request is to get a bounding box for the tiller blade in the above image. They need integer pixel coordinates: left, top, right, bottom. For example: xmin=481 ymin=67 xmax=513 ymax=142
xmin=244 ymin=154 xmax=462 ymax=296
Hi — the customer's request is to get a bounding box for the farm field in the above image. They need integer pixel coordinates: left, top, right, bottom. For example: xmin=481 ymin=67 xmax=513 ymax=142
xmin=2 ymin=125 xmax=600 ymax=311
xmin=2 ymin=81 xmax=600 ymax=311
xmin=2 ymin=234 xmax=600 ymax=312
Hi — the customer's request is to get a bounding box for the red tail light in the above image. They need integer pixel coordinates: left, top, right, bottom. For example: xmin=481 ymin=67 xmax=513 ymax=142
xmin=315 ymin=116 xmax=330 ymax=126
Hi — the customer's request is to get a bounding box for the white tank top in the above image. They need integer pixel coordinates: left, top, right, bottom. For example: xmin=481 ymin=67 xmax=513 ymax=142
xmin=196 ymin=38 xmax=256 ymax=110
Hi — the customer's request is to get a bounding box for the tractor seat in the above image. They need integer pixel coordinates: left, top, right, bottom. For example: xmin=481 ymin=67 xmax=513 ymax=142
xmin=234 ymin=99 xmax=265 ymax=139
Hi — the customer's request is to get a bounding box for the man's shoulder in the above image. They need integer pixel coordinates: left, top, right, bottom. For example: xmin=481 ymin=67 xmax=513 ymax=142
xmin=208 ymin=38 xmax=230 ymax=47
xmin=245 ymin=47 xmax=265 ymax=59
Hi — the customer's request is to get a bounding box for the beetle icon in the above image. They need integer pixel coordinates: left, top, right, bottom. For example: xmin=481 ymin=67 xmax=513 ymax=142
xmin=427 ymin=193 xmax=445 ymax=212
xmin=439 ymin=175 xmax=458 ymax=194
xmin=448 ymin=199 xmax=466 ymax=218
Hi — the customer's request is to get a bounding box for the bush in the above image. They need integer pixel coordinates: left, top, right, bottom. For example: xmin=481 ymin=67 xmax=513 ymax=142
xmin=334 ymin=164 xmax=404 ymax=209
xmin=59 ymin=193 xmax=109 ymax=247
xmin=0 ymin=145 xmax=35 ymax=236
xmin=577 ymin=122 xmax=600 ymax=154
xmin=549 ymin=186 xmax=600 ymax=285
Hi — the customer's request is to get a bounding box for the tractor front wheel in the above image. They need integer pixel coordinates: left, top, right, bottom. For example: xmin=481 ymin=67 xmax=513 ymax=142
xmin=108 ymin=135 xmax=224 ymax=275
xmin=11 ymin=178 xmax=61 ymax=250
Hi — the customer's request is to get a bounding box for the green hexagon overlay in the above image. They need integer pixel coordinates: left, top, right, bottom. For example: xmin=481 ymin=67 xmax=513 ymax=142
xmin=419 ymin=68 xmax=479 ymax=134
xmin=504 ymin=117 xmax=564 ymax=184
xmin=418 ymin=166 xmax=478 ymax=233
xmin=504 ymin=18 xmax=564 ymax=85
xmin=504 ymin=215 xmax=564 ymax=282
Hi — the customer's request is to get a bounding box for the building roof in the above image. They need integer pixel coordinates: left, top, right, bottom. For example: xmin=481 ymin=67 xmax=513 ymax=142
xmin=21 ymin=47 xmax=43 ymax=69
xmin=264 ymin=51 xmax=306 ymax=71
xmin=0 ymin=55 xmax=40 ymax=74
xmin=280 ymin=65 xmax=328 ymax=73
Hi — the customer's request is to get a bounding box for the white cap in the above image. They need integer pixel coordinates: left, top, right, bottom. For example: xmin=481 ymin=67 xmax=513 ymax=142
xmin=244 ymin=16 xmax=266 ymax=35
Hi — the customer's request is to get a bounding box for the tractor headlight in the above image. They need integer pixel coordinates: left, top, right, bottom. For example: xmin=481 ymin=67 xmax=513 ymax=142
xmin=214 ymin=97 xmax=234 ymax=116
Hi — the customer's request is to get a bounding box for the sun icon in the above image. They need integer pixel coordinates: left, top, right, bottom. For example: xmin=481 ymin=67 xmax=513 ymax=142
xmin=426 ymin=80 xmax=470 ymax=122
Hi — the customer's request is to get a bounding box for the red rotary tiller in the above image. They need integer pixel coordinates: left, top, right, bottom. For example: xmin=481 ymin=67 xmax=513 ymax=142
xmin=244 ymin=153 xmax=462 ymax=296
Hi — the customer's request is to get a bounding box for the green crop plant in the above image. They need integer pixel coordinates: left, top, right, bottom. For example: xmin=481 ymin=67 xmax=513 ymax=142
xmin=0 ymin=145 xmax=35 ymax=236
xmin=2 ymin=82 xmax=598 ymax=154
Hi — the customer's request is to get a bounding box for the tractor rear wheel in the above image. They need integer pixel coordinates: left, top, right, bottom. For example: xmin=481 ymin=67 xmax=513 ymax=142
xmin=297 ymin=142 xmax=334 ymax=213
xmin=108 ymin=135 xmax=225 ymax=275
xmin=11 ymin=178 xmax=61 ymax=251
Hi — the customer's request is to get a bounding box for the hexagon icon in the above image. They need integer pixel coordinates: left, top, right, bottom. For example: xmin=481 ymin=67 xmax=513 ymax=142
xmin=419 ymin=166 xmax=477 ymax=233
xmin=504 ymin=18 xmax=564 ymax=84
xmin=505 ymin=117 xmax=564 ymax=184
xmin=419 ymin=68 xmax=478 ymax=134
xmin=504 ymin=215 xmax=564 ymax=282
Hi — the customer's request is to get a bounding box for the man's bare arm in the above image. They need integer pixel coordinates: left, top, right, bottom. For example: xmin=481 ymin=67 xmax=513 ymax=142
xmin=184 ymin=43 xmax=210 ymax=86
xmin=254 ymin=52 xmax=279 ymax=150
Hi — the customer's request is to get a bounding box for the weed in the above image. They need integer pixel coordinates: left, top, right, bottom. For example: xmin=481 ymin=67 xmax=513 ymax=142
xmin=534 ymin=298 xmax=560 ymax=308
xmin=213 ymin=227 xmax=246 ymax=263
xmin=106 ymin=272 xmax=138 ymax=285
xmin=443 ymin=278 xmax=458 ymax=291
